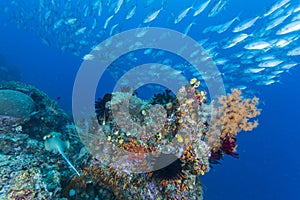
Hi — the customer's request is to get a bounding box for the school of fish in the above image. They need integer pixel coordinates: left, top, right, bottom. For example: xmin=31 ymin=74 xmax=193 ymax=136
xmin=1 ymin=0 xmax=300 ymax=94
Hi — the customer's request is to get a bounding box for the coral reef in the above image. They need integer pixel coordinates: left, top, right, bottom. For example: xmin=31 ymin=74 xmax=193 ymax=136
xmin=68 ymin=78 xmax=260 ymax=199
xmin=0 ymin=132 xmax=62 ymax=199
xmin=64 ymin=164 xmax=204 ymax=200
xmin=0 ymin=80 xmax=260 ymax=199
xmin=0 ymin=81 xmax=83 ymax=199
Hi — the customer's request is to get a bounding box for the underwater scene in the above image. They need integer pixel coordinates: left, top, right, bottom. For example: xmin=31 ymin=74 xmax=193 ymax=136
xmin=0 ymin=0 xmax=300 ymax=199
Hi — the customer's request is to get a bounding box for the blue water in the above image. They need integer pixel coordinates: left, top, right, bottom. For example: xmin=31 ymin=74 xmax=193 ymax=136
xmin=203 ymin=73 xmax=300 ymax=199
xmin=1 ymin=0 xmax=300 ymax=199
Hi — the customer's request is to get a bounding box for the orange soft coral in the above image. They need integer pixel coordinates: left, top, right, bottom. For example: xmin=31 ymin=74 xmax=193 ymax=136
xmin=206 ymin=89 xmax=260 ymax=153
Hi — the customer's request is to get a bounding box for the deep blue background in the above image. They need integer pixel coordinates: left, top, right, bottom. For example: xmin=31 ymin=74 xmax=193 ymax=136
xmin=0 ymin=0 xmax=300 ymax=199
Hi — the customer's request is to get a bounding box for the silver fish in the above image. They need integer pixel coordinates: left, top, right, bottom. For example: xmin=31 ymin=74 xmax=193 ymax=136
xmin=104 ymin=15 xmax=114 ymax=29
xmin=143 ymin=7 xmax=163 ymax=23
xmin=193 ymin=0 xmax=211 ymax=17
xmin=258 ymin=59 xmax=283 ymax=68
xmin=291 ymin=12 xmax=300 ymax=22
xmin=136 ymin=26 xmax=150 ymax=37
xmin=83 ymin=54 xmax=95 ymax=60
xmin=236 ymin=85 xmax=247 ymax=90
xmin=53 ymin=19 xmax=64 ymax=29
xmin=114 ymin=0 xmax=123 ymax=14
xmin=96 ymin=0 xmax=102 ymax=16
xmin=258 ymin=79 xmax=280 ymax=86
xmin=265 ymin=15 xmax=290 ymax=31
xmin=183 ymin=22 xmax=195 ymax=37
xmin=214 ymin=58 xmax=228 ymax=65
xmin=41 ymin=36 xmax=50 ymax=46
xmin=83 ymin=5 xmax=91 ymax=17
xmin=245 ymin=68 xmax=265 ymax=73
xmin=233 ymin=16 xmax=260 ymax=32
xmin=105 ymin=0 xmax=112 ymax=6
xmin=143 ymin=48 xmax=153 ymax=55
xmin=75 ymin=27 xmax=87 ymax=35
xmin=268 ymin=6 xmax=286 ymax=20
xmin=293 ymin=4 xmax=300 ymax=13
xmin=279 ymin=62 xmax=297 ymax=70
xmin=216 ymin=16 xmax=239 ymax=33
xmin=287 ymin=46 xmax=300 ymax=56
xmin=65 ymin=18 xmax=77 ymax=25
xmin=276 ymin=19 xmax=300 ymax=35
xmin=271 ymin=70 xmax=284 ymax=75
xmin=244 ymin=40 xmax=271 ymax=50
xmin=255 ymin=55 xmax=276 ymax=62
xmin=263 ymin=0 xmax=290 ymax=17
xmin=223 ymin=33 xmax=250 ymax=49
xmin=202 ymin=17 xmax=236 ymax=34
xmin=110 ymin=24 xmax=119 ymax=36
xmin=208 ymin=0 xmax=227 ymax=17
xmin=174 ymin=6 xmax=192 ymax=24
xmin=92 ymin=18 xmax=97 ymax=29
xmin=44 ymin=10 xmax=51 ymax=20
xmin=126 ymin=5 xmax=136 ymax=20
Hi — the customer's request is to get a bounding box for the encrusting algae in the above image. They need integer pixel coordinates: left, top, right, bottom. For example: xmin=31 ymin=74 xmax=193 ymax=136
xmin=65 ymin=78 xmax=260 ymax=200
